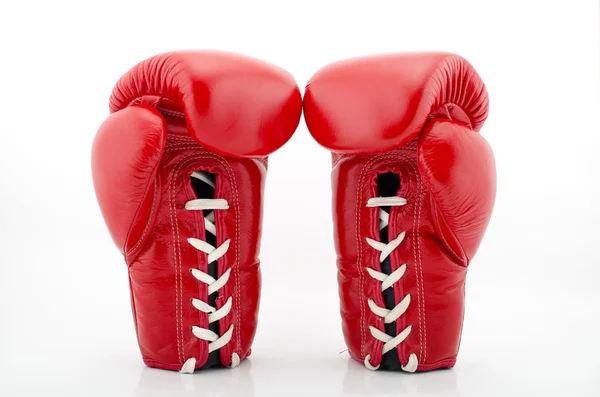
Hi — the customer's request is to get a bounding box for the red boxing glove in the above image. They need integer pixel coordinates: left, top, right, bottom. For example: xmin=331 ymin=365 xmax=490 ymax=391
xmin=304 ymin=53 xmax=496 ymax=372
xmin=92 ymin=51 xmax=301 ymax=373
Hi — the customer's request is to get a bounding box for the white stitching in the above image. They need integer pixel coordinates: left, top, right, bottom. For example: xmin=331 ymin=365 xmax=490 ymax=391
xmin=159 ymin=108 xmax=185 ymax=118
xmin=406 ymin=156 xmax=425 ymax=362
xmin=167 ymin=139 xmax=195 ymax=143
xmin=168 ymin=158 xmax=184 ymax=363
xmin=407 ymin=158 xmax=423 ymax=361
xmin=416 ymin=163 xmax=427 ymax=362
xmin=355 ymin=162 xmax=369 ymax=358
xmin=164 ymin=146 xmax=203 ymax=152
xmin=393 ymin=153 xmax=427 ymax=364
xmin=397 ymin=152 xmax=427 ymax=363
xmin=229 ymin=160 xmax=242 ymax=357
xmin=168 ymin=135 xmax=194 ymax=142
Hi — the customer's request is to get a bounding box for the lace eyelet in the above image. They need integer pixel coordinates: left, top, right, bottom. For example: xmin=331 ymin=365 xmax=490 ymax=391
xmin=364 ymin=354 xmax=380 ymax=370
xmin=230 ymin=353 xmax=241 ymax=368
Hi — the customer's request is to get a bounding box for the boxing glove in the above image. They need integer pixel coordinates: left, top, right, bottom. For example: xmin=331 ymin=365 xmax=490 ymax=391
xmin=92 ymin=51 xmax=301 ymax=373
xmin=304 ymin=53 xmax=495 ymax=372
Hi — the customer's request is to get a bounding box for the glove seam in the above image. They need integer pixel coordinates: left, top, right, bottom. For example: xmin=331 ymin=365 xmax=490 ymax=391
xmin=130 ymin=97 xmax=186 ymax=119
xmin=407 ymin=155 xmax=427 ymax=363
xmin=356 ymin=156 xmax=373 ymax=358
xmin=397 ymin=154 xmax=427 ymax=364
xmin=164 ymin=136 xmax=269 ymax=169
xmin=169 ymin=154 xmax=186 ymax=364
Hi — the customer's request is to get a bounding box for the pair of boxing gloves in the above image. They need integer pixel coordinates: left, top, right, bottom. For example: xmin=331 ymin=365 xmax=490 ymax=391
xmin=92 ymin=51 xmax=496 ymax=374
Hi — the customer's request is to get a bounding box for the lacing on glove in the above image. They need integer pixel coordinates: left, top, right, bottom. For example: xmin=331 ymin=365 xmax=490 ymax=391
xmin=180 ymin=171 xmax=240 ymax=374
xmin=363 ymin=196 xmax=418 ymax=372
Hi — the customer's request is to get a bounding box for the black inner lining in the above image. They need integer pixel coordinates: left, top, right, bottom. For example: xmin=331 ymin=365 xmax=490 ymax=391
xmin=191 ymin=172 xmax=222 ymax=369
xmin=376 ymin=172 xmax=403 ymax=371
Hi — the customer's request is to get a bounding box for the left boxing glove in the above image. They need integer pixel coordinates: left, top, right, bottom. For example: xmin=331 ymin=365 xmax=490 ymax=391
xmin=92 ymin=51 xmax=301 ymax=373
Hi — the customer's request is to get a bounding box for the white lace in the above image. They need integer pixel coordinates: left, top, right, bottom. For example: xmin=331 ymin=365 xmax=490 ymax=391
xmin=363 ymin=196 xmax=418 ymax=373
xmin=180 ymin=171 xmax=240 ymax=374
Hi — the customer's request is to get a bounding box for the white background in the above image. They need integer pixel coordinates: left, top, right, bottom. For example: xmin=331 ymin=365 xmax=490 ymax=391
xmin=1 ymin=1 xmax=599 ymax=396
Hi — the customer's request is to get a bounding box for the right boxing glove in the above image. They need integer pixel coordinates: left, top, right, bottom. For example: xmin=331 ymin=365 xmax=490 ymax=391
xmin=304 ymin=53 xmax=495 ymax=372
xmin=92 ymin=51 xmax=301 ymax=373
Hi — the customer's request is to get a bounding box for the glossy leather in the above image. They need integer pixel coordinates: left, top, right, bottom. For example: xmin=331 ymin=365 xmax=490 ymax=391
xmin=92 ymin=51 xmax=302 ymax=371
xmin=110 ymin=50 xmax=301 ymax=158
xmin=305 ymin=53 xmax=488 ymax=154
xmin=304 ymin=53 xmax=496 ymax=371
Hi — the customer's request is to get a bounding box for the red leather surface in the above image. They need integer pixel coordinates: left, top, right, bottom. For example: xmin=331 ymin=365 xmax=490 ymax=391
xmin=92 ymin=52 xmax=301 ymax=370
xmin=304 ymin=53 xmax=495 ymax=371
xmin=304 ymin=52 xmax=488 ymax=154
xmin=110 ymin=50 xmax=302 ymax=158
xmin=92 ymin=105 xmax=166 ymax=257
